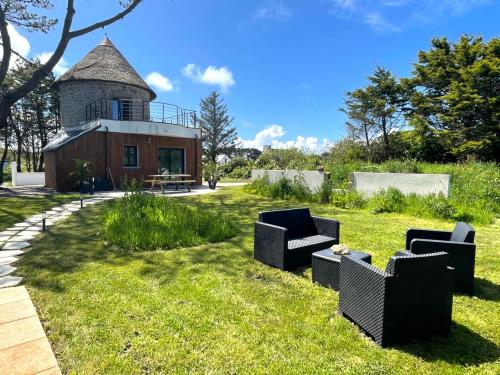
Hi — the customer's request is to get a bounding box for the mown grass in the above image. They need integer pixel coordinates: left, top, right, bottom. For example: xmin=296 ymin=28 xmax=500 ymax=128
xmin=0 ymin=194 xmax=79 ymax=231
xmin=102 ymin=192 xmax=237 ymax=250
xmin=18 ymin=187 xmax=500 ymax=374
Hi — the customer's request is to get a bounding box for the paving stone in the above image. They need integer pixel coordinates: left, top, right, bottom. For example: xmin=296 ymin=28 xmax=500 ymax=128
xmin=0 ymin=235 xmax=11 ymax=242
xmin=0 ymin=298 xmax=36 ymax=324
xmin=0 ymin=316 xmax=45 ymax=350
xmin=22 ymin=226 xmax=43 ymax=232
xmin=0 ymin=257 xmax=18 ymax=266
xmin=0 ymin=286 xmax=29 ymax=304
xmin=0 ymin=337 xmax=60 ymax=374
xmin=7 ymin=234 xmax=36 ymax=242
xmin=0 ymin=276 xmax=23 ymax=288
xmin=36 ymin=366 xmax=63 ymax=375
xmin=2 ymin=241 xmax=30 ymax=250
xmin=0 ymin=265 xmax=16 ymax=277
xmin=0 ymin=230 xmax=19 ymax=236
xmin=13 ymin=222 xmax=31 ymax=228
xmin=0 ymin=250 xmax=24 ymax=258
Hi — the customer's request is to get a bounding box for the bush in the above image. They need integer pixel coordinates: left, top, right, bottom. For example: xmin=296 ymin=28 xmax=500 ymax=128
xmin=220 ymin=157 xmax=253 ymax=179
xmin=102 ymin=190 xmax=237 ymax=250
xmin=330 ymin=190 xmax=366 ymax=209
xmin=245 ymin=175 xmax=313 ymax=202
xmin=368 ymin=188 xmax=407 ymax=214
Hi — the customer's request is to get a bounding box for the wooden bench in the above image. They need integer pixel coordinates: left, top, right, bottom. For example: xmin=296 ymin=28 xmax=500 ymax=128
xmin=158 ymin=180 xmax=196 ymax=193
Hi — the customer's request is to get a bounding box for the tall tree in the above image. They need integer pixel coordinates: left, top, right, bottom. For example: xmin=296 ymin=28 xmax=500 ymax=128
xmin=0 ymin=0 xmax=143 ymax=133
xmin=342 ymin=67 xmax=406 ymax=159
xmin=408 ymin=35 xmax=500 ymax=161
xmin=199 ymin=91 xmax=237 ymax=163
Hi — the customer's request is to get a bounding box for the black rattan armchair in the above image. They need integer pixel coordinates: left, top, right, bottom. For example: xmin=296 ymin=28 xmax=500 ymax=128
xmin=254 ymin=208 xmax=339 ymax=270
xmin=339 ymin=251 xmax=454 ymax=347
xmin=406 ymin=222 xmax=476 ymax=294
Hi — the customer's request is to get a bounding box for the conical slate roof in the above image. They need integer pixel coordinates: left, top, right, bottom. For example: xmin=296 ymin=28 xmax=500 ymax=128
xmin=56 ymin=37 xmax=156 ymax=100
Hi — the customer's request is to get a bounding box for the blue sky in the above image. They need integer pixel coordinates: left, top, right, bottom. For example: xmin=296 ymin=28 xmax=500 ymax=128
xmin=10 ymin=0 xmax=500 ymax=152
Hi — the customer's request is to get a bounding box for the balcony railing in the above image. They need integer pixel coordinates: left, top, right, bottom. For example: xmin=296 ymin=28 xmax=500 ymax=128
xmin=85 ymin=98 xmax=197 ymax=128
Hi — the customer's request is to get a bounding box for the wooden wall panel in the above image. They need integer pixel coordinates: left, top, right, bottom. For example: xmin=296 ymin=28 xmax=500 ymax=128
xmin=44 ymin=129 xmax=202 ymax=192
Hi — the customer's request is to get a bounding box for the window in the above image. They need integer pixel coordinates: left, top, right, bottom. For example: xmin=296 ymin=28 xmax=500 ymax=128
xmin=158 ymin=148 xmax=184 ymax=174
xmin=124 ymin=145 xmax=138 ymax=167
xmin=111 ymin=99 xmax=133 ymax=120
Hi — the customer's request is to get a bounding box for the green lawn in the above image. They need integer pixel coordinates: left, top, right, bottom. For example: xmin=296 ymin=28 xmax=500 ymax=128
xmin=0 ymin=194 xmax=80 ymax=231
xmin=18 ymin=187 xmax=500 ymax=374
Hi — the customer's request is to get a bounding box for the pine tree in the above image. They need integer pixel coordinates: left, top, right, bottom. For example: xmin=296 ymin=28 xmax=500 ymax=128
xmin=199 ymin=91 xmax=237 ymax=163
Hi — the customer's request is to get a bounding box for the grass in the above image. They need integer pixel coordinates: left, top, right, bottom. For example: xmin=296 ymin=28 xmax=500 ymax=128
xmin=0 ymin=194 xmax=79 ymax=231
xmin=18 ymin=187 xmax=500 ymax=374
xmin=102 ymin=192 xmax=237 ymax=250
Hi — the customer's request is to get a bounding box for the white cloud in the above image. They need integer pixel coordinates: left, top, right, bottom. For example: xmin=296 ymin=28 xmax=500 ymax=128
xmin=0 ymin=24 xmax=31 ymax=69
xmin=238 ymin=124 xmax=330 ymax=153
xmin=36 ymin=52 xmax=70 ymax=76
xmin=329 ymin=0 xmax=491 ymax=32
xmin=145 ymin=71 xmax=174 ymax=92
xmin=182 ymin=63 xmax=235 ymax=92
xmin=253 ymin=2 xmax=294 ymax=22
xmin=364 ymin=12 xmax=400 ymax=32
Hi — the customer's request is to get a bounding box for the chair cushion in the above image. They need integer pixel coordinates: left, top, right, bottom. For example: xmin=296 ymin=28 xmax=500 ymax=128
xmin=288 ymin=235 xmax=336 ymax=250
xmin=450 ymin=222 xmax=475 ymax=243
xmin=386 ymin=252 xmax=449 ymax=276
xmin=259 ymin=208 xmax=317 ymax=238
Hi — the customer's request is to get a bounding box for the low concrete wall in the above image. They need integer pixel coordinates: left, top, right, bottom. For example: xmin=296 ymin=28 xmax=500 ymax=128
xmin=251 ymin=169 xmax=328 ymax=191
xmin=352 ymin=172 xmax=450 ymax=198
xmin=11 ymin=162 xmax=45 ymax=187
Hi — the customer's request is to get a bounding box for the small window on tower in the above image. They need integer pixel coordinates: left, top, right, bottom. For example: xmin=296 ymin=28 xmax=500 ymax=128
xmin=123 ymin=145 xmax=138 ymax=167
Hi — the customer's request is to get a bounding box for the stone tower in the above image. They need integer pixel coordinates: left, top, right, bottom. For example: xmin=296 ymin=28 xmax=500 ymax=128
xmin=55 ymin=37 xmax=156 ymax=128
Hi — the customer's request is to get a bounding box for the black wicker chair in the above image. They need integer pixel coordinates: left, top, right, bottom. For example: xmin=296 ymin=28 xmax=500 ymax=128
xmin=406 ymin=222 xmax=476 ymax=294
xmin=254 ymin=208 xmax=339 ymax=270
xmin=339 ymin=251 xmax=454 ymax=347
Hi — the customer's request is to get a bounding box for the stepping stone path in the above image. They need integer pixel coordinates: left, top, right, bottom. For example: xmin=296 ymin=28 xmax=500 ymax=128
xmin=0 ymin=195 xmax=114 ymax=375
xmin=0 ymin=196 xmax=114 ymax=289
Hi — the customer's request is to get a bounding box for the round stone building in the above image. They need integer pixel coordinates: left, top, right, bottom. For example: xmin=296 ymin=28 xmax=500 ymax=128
xmin=55 ymin=37 xmax=156 ymax=128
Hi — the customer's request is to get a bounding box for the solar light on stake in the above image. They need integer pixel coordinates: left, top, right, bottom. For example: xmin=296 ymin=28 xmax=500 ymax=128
xmin=80 ymin=194 xmax=83 ymax=208
xmin=42 ymin=212 xmax=46 ymax=231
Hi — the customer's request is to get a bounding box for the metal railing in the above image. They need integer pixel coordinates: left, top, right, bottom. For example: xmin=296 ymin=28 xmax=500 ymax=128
xmin=85 ymin=98 xmax=197 ymax=128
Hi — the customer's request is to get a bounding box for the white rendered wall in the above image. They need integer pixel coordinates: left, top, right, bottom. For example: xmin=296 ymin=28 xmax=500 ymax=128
xmin=11 ymin=162 xmax=45 ymax=186
xmin=352 ymin=172 xmax=450 ymax=197
xmin=251 ymin=169 xmax=328 ymax=192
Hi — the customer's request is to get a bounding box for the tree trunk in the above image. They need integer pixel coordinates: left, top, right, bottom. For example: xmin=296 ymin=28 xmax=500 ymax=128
xmin=0 ymin=126 xmax=8 ymax=185
xmin=381 ymin=116 xmax=390 ymax=159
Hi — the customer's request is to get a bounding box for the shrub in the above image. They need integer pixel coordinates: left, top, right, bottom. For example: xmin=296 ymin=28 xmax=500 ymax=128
xmin=330 ymin=190 xmax=366 ymax=209
xmin=245 ymin=175 xmax=313 ymax=202
xmin=102 ymin=191 xmax=237 ymax=250
xmin=368 ymin=188 xmax=407 ymax=214
xmin=315 ymin=180 xmax=333 ymax=204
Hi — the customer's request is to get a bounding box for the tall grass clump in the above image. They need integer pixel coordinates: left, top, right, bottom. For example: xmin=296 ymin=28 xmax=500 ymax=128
xmin=245 ymin=175 xmax=314 ymax=202
xmin=102 ymin=191 xmax=237 ymax=250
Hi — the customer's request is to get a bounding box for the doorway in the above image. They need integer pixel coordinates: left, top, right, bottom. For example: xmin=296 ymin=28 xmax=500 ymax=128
xmin=158 ymin=148 xmax=185 ymax=174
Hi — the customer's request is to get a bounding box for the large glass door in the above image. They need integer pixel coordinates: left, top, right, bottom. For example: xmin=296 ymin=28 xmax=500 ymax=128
xmin=158 ymin=148 xmax=185 ymax=174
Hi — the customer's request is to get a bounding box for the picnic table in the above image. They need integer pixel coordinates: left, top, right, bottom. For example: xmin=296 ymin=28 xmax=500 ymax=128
xmin=147 ymin=174 xmax=195 ymax=193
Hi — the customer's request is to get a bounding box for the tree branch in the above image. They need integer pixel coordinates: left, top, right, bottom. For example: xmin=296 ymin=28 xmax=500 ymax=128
xmin=68 ymin=0 xmax=143 ymax=38
xmin=6 ymin=0 xmax=75 ymax=105
xmin=0 ymin=6 xmax=12 ymax=84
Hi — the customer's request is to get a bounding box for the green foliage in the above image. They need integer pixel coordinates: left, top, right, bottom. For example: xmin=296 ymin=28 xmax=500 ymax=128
xmin=245 ymin=175 xmax=313 ymax=202
xmin=255 ymin=148 xmax=320 ymax=170
xmin=69 ymin=159 xmax=92 ymax=188
xmin=102 ymin=191 xmax=236 ymax=251
xmin=368 ymin=188 xmax=407 ymax=214
xmin=220 ymin=157 xmax=253 ymax=179
xmin=330 ymin=190 xmax=366 ymax=209
xmin=199 ymin=91 xmax=237 ymax=163
xmin=203 ymin=161 xmax=220 ymax=181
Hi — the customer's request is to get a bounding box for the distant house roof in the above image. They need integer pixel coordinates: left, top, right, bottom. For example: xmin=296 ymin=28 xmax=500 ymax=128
xmin=55 ymin=37 xmax=156 ymax=100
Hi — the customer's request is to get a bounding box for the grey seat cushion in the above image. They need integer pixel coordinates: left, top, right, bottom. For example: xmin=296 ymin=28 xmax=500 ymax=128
xmin=288 ymin=235 xmax=336 ymax=250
